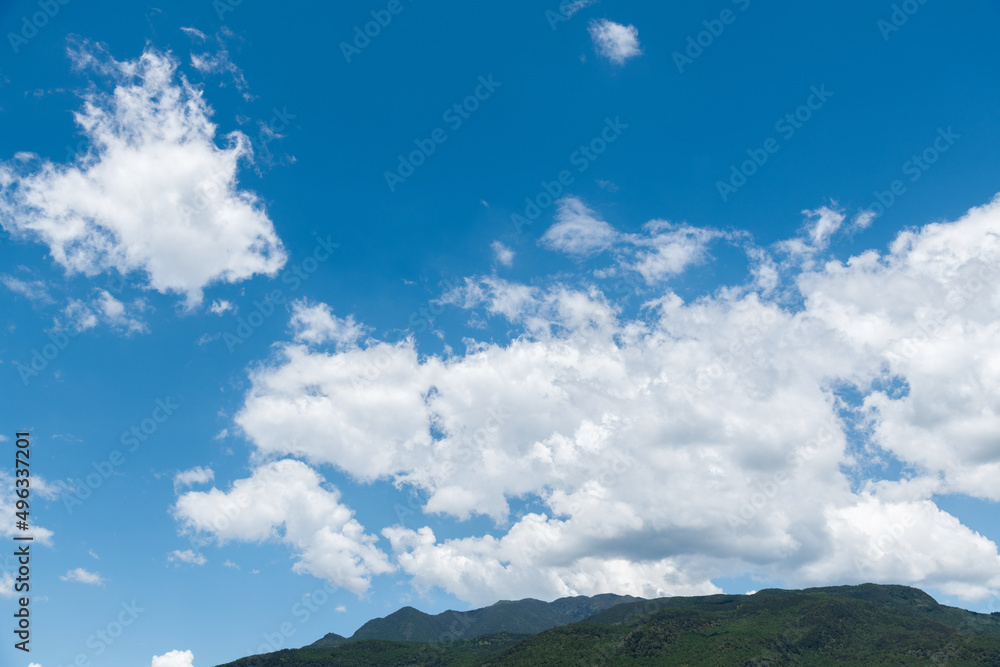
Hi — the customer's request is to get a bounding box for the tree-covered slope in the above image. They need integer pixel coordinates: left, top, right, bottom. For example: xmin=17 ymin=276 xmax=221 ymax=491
xmin=217 ymin=584 xmax=1000 ymax=667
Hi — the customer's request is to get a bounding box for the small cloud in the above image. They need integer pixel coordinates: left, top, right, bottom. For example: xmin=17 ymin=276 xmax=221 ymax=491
xmin=174 ymin=467 xmax=214 ymax=490
xmin=250 ymin=569 xmax=260 ymax=575
xmin=851 ymin=209 xmax=876 ymax=233
xmin=180 ymin=26 xmax=207 ymax=41
xmin=209 ymin=299 xmax=234 ymax=315
xmin=150 ymin=650 xmax=195 ymax=667
xmin=596 ymin=179 xmax=620 ymax=193
xmin=541 ymin=197 xmax=619 ymax=257
xmin=1 ymin=275 xmax=53 ymax=304
xmin=214 ymin=429 xmax=229 ymax=440
xmin=223 ymin=560 xmax=240 ymax=570
xmin=168 ymin=549 xmax=207 ymax=566
xmin=60 ymin=568 xmax=105 ymax=586
xmin=746 ymin=590 xmax=758 ymax=596
xmin=196 ymin=333 xmax=221 ymax=346
xmin=491 ymin=241 xmax=515 ymax=267
xmin=589 ymin=19 xmax=642 ymax=65
xmin=335 ymin=605 xmax=347 ymax=613
xmin=88 ymin=549 xmax=99 ymax=560
xmin=59 ymin=291 xmax=148 ymax=335
xmin=289 ymin=300 xmax=367 ymax=349
xmin=191 ymin=46 xmax=252 ymax=100
xmin=562 ymin=0 xmax=598 ymax=19
xmin=804 ymin=205 xmax=845 ymax=248
xmin=480 ymin=199 xmax=490 ymax=208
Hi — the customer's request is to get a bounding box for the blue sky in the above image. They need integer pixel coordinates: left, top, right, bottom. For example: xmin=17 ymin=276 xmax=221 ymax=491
xmin=2 ymin=1 xmax=1000 ymax=666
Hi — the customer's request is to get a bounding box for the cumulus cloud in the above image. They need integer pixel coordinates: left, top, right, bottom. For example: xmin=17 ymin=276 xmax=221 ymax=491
xmin=168 ymin=550 xmax=207 ymax=566
xmin=0 ymin=44 xmax=286 ymax=307
xmin=289 ymin=300 xmax=367 ymax=349
xmin=622 ymin=221 xmax=725 ymax=283
xmin=491 ymin=241 xmax=515 ymax=267
xmin=173 ymin=460 xmax=393 ymax=595
xmin=542 ymin=197 xmax=725 ymax=282
xmin=588 ymin=19 xmax=642 ymax=65
xmin=60 ymin=568 xmax=105 ymax=586
xmin=187 ymin=194 xmax=1000 ymax=606
xmin=174 ymin=466 xmax=214 ymax=490
xmin=209 ymin=299 xmax=234 ymax=315
xmin=541 ymin=197 xmax=619 ymax=257
xmin=151 ymin=650 xmax=194 ymax=667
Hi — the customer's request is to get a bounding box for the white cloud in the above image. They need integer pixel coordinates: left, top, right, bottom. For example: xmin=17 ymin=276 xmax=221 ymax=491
xmin=180 ymin=26 xmax=207 ymax=41
xmin=198 ymin=194 xmax=1000 ymax=607
xmin=0 ymin=572 xmax=15 ymax=599
xmin=222 ymin=559 xmax=240 ymax=570
xmin=289 ymin=300 xmax=367 ymax=349
xmin=623 ymin=221 xmax=724 ymax=283
xmin=588 ymin=19 xmax=642 ymax=65
xmin=60 ymin=568 xmax=105 ymax=586
xmin=562 ymin=0 xmax=598 ymax=19
xmin=173 ymin=460 xmax=393 ymax=595
xmin=190 ymin=48 xmax=251 ymax=99
xmin=174 ymin=466 xmax=215 ymax=490
xmin=1 ymin=275 xmax=52 ymax=303
xmin=209 ymin=299 xmax=233 ymax=315
xmin=491 ymin=241 xmax=515 ymax=267
xmin=541 ymin=197 xmax=619 ymax=257
xmin=168 ymin=550 xmax=207 ymax=566
xmin=0 ymin=471 xmax=53 ymax=545
xmin=60 ymin=291 xmax=148 ymax=334
xmin=150 ymin=650 xmax=194 ymax=667
xmin=0 ymin=44 xmax=286 ymax=307
xmin=335 ymin=604 xmax=347 ymax=612
xmin=541 ymin=197 xmax=724 ymax=282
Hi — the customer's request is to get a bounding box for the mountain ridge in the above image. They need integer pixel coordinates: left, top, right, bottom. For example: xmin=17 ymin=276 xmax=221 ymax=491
xmin=217 ymin=584 xmax=1000 ymax=666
